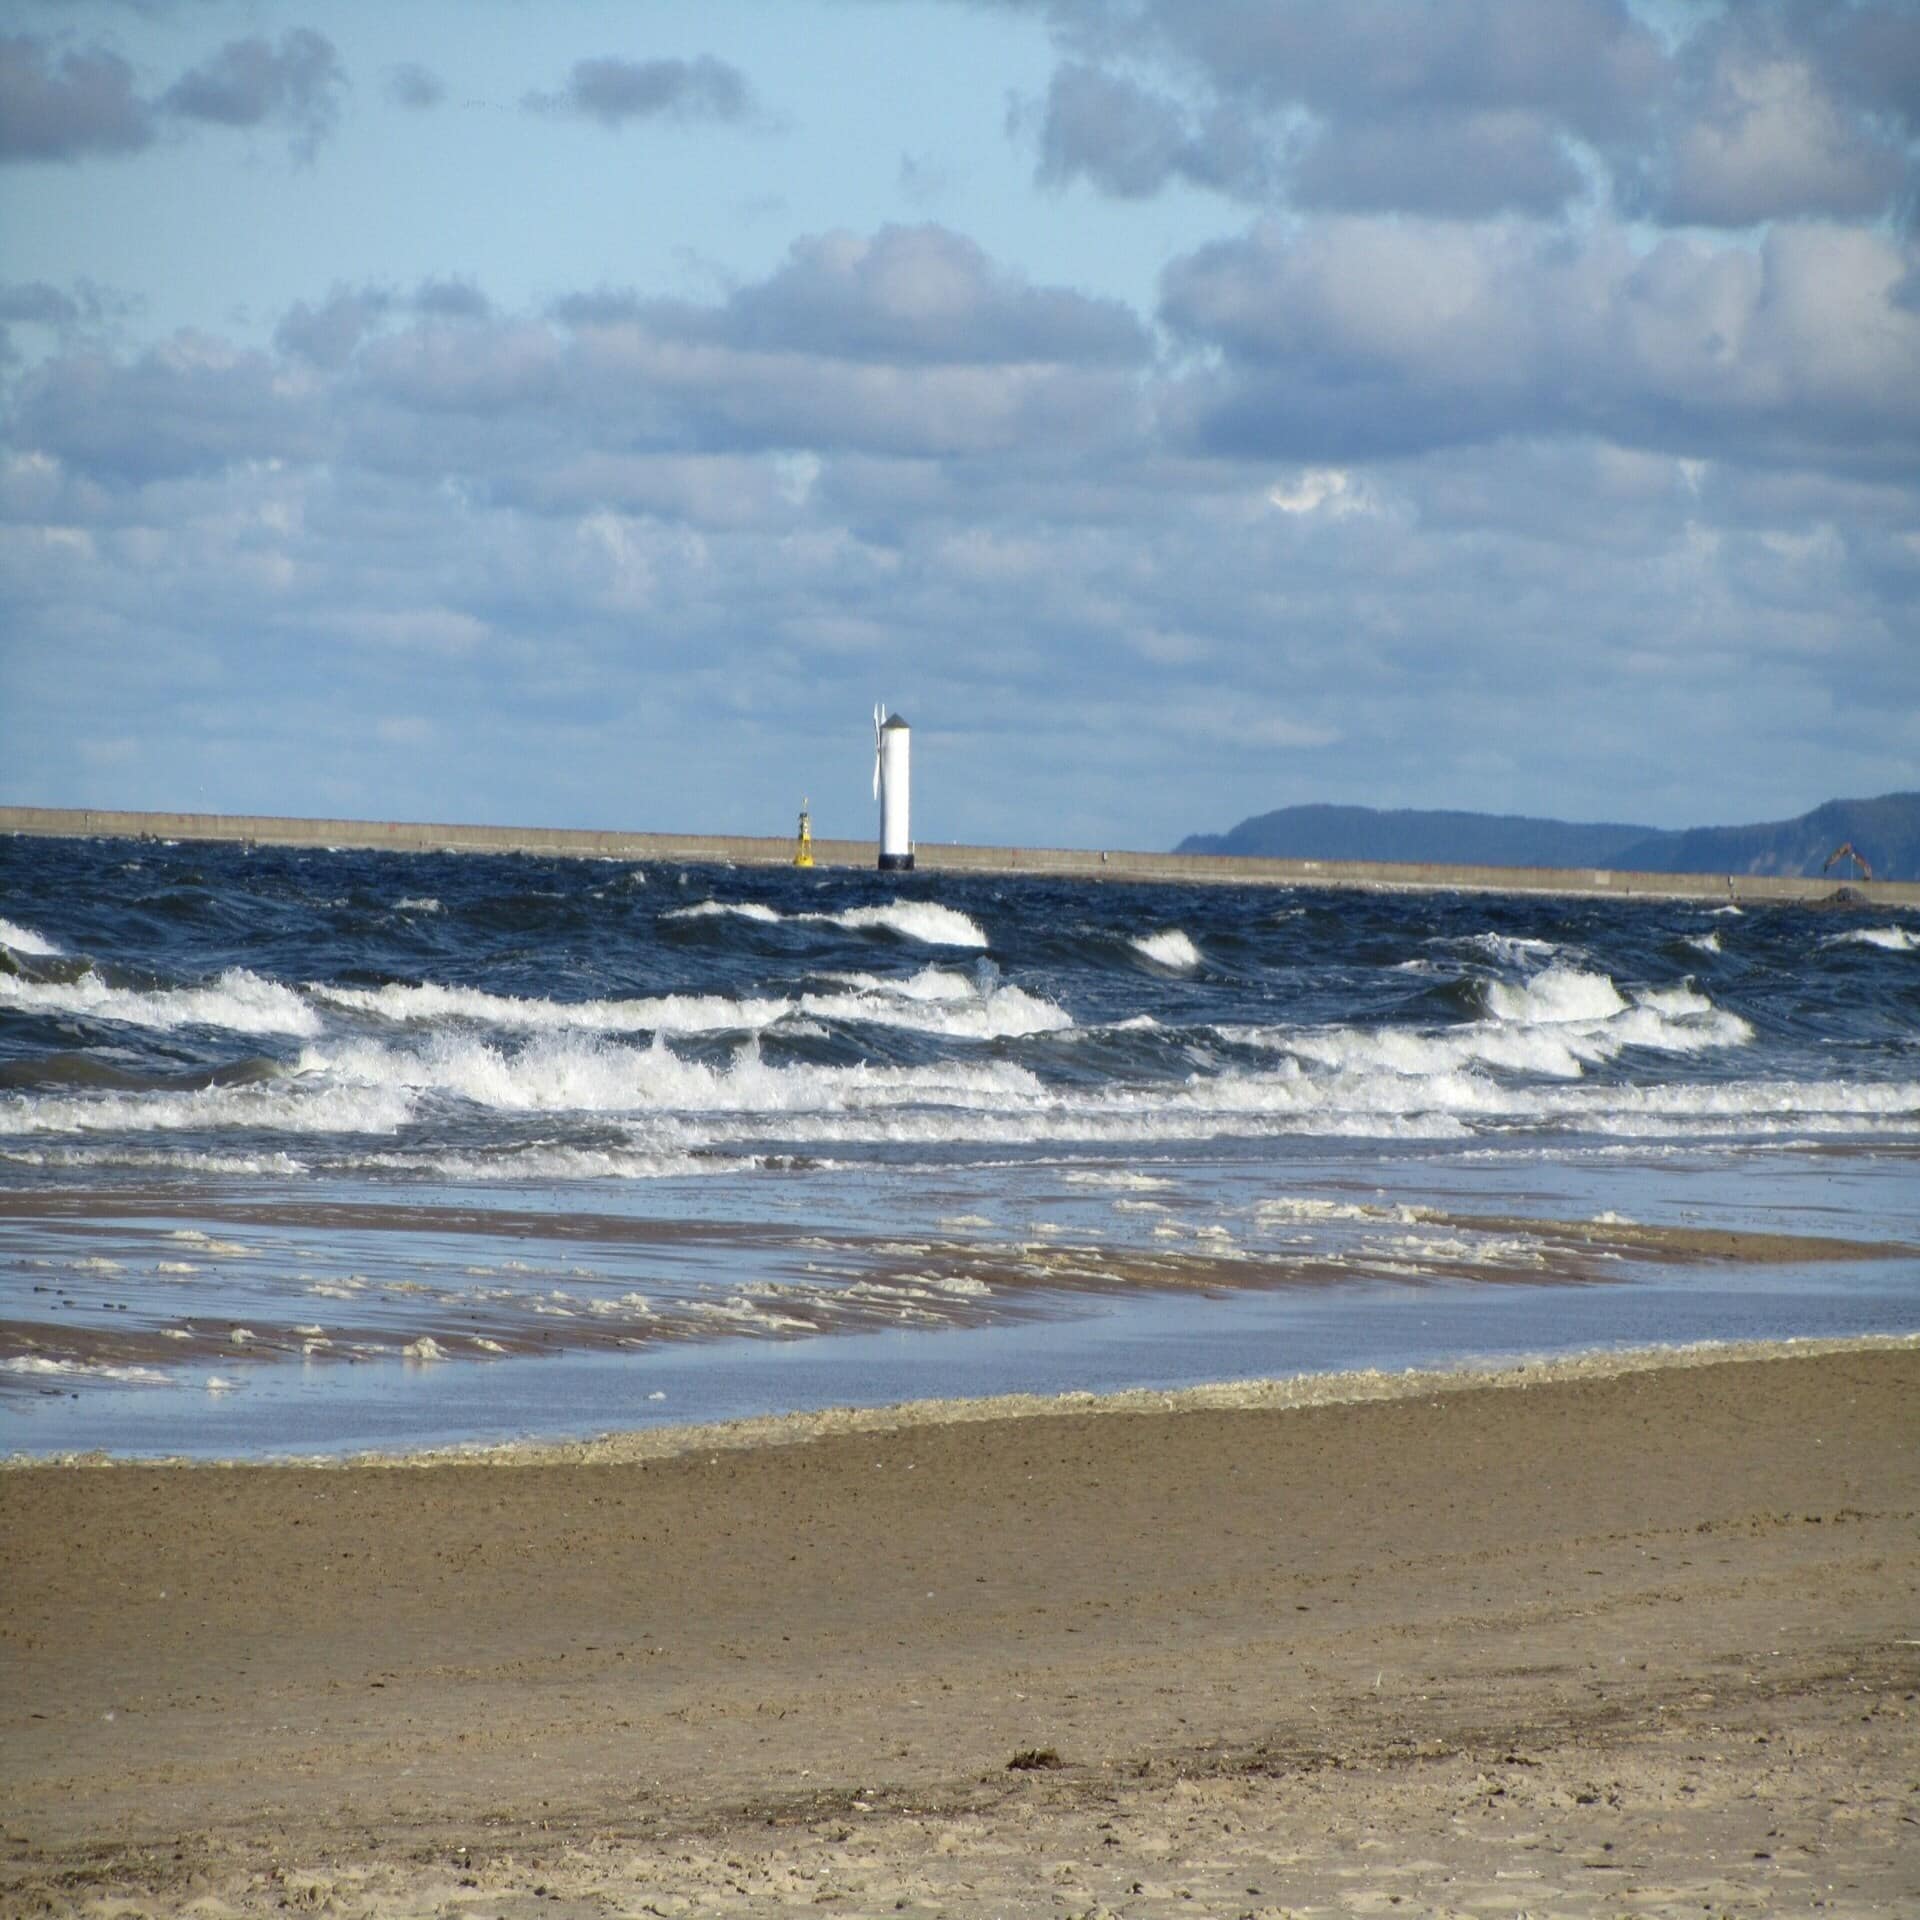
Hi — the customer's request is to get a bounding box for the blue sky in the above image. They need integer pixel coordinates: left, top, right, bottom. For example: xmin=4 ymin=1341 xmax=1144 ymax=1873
xmin=2 ymin=0 xmax=1916 ymax=849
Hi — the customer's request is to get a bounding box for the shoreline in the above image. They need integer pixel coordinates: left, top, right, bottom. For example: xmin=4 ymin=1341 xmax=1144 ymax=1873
xmin=5 ymin=1191 xmax=1914 ymax=1443
xmin=4 ymin=1337 xmax=1914 ymax=1914
xmin=10 ymin=1330 xmax=1917 ymax=1472
xmin=8 ymin=801 xmax=1919 ymax=906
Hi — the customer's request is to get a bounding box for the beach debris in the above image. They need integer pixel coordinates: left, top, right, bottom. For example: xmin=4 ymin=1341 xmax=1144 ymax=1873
xmin=1007 ymin=1747 xmax=1065 ymax=1771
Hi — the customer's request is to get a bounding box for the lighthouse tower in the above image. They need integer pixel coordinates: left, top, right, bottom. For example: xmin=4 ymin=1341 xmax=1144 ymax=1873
xmin=873 ymin=706 xmax=913 ymax=871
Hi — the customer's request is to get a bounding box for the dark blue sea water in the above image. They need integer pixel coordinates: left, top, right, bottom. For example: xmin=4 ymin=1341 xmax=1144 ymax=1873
xmin=3 ymin=834 xmax=1916 ymax=1456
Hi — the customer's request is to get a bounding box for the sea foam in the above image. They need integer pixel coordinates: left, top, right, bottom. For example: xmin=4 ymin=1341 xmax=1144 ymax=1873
xmin=0 ymin=965 xmax=321 ymax=1036
xmin=0 ymin=917 xmax=63 ymax=956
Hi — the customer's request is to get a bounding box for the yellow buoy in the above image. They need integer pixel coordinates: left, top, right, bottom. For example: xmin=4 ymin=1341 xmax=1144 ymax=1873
xmin=793 ymin=797 xmax=814 ymax=867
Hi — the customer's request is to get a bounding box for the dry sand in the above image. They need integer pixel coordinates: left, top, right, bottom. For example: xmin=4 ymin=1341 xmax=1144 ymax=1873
xmin=2 ymin=1340 xmax=1916 ymax=1917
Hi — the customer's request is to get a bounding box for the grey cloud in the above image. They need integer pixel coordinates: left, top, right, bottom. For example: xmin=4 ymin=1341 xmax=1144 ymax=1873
xmin=550 ymin=227 xmax=1149 ymax=375
xmin=1290 ymin=109 xmax=1587 ymax=218
xmin=0 ymin=282 xmax=81 ymax=326
xmin=1791 ymin=0 xmax=1920 ymax=135
xmin=524 ymin=54 xmax=751 ymax=127
xmin=0 ymin=34 xmax=154 ymax=161
xmin=161 ymin=28 xmax=345 ymax=160
xmin=386 ymin=62 xmax=444 ymax=110
xmin=414 ymin=278 xmax=490 ymax=321
xmin=1029 ymin=62 xmax=1226 ymax=199
xmin=1025 ymin=56 xmax=1582 ymax=218
xmin=548 ymin=288 xmax=648 ymax=328
xmin=275 ymin=287 xmax=395 ymax=370
xmin=696 ymin=224 xmax=1151 ymax=367
xmin=1619 ymin=6 xmax=1914 ymax=227
xmin=0 ymin=276 xmax=140 ymax=364
xmin=1003 ymin=0 xmax=1913 ymax=228
xmin=15 ymin=337 xmax=326 ymax=484
xmin=1045 ymin=0 xmax=1665 ymax=140
xmin=275 ymin=282 xmax=491 ymax=369
xmin=1005 ymin=0 xmax=1663 ymax=208
xmin=1159 ymin=217 xmax=1920 ymax=475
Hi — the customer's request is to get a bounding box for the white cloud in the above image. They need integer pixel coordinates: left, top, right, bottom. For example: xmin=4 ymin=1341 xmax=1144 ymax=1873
xmin=1267 ymin=468 xmax=1372 ymax=516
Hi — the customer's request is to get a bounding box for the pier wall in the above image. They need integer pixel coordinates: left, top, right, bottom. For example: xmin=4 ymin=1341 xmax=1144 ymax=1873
xmin=3 ymin=804 xmax=1917 ymax=907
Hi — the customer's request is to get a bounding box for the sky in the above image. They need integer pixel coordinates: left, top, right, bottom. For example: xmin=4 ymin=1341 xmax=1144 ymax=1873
xmin=2 ymin=0 xmax=1917 ymax=851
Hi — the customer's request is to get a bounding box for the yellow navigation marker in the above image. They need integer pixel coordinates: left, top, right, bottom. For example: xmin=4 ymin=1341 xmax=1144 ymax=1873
xmin=793 ymin=798 xmax=814 ymax=867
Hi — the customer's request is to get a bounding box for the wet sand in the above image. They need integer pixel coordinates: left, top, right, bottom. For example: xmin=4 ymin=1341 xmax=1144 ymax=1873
xmin=2 ymin=1341 xmax=1916 ymax=1916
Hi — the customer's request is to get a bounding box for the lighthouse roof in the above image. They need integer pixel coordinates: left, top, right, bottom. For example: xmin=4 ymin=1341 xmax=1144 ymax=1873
xmin=880 ymin=712 xmax=910 ymax=730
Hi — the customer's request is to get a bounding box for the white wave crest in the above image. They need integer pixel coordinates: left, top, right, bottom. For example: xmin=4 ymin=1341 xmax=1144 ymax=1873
xmin=798 ymin=967 xmax=1068 ymax=1040
xmin=300 ymin=1031 xmax=1046 ymax=1119
xmin=0 ymin=1076 xmax=413 ymax=1138
xmin=312 ymin=964 xmax=1065 ymax=1043
xmin=1227 ymin=969 xmax=1749 ymax=1086
xmin=395 ymin=896 xmax=441 ymax=913
xmin=0 ymin=965 xmax=320 ymax=1036
xmin=0 ymin=1146 xmax=309 ymax=1175
xmin=1485 ymin=965 xmax=1626 ymax=1025
xmin=665 ymin=900 xmax=783 ymax=924
xmin=826 ymin=902 xmax=988 ymax=947
xmin=1829 ymin=926 xmax=1916 ymax=952
xmin=1685 ymin=931 xmax=1722 ymax=955
xmin=311 ymin=978 xmax=793 ymax=1035
xmin=0 ymin=917 xmax=63 ymax=956
xmin=1131 ymin=929 xmax=1201 ymax=970
xmin=355 ymin=1144 xmax=750 ymax=1181
xmin=1458 ymin=933 xmax=1562 ymax=967
xmin=666 ymin=898 xmax=988 ymax=948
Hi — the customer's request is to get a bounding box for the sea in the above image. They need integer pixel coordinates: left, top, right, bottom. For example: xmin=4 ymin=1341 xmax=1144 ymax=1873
xmin=2 ymin=833 xmax=1915 ymax=1460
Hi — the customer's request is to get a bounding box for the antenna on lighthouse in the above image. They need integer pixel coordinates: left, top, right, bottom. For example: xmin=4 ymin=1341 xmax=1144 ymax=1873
xmin=873 ymin=705 xmax=914 ymax=872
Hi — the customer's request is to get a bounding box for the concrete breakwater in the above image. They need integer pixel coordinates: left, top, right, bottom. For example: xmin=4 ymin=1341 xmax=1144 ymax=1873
xmin=4 ymin=803 xmax=1917 ymax=907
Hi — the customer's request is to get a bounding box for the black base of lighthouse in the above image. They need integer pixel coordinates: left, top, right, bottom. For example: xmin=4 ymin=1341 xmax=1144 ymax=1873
xmin=877 ymin=852 xmax=915 ymax=872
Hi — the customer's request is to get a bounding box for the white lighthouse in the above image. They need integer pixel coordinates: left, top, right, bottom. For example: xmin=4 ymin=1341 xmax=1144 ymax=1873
xmin=873 ymin=705 xmax=913 ymax=871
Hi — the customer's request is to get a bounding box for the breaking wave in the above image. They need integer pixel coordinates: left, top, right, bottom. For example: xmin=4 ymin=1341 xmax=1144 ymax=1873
xmin=311 ymin=978 xmax=793 ymax=1036
xmin=1130 ymin=929 xmax=1202 ymax=970
xmin=0 ymin=965 xmax=322 ymax=1036
xmin=310 ymin=963 xmax=1062 ymax=1043
xmin=1829 ymin=926 xmax=1916 ymax=952
xmin=669 ymin=898 xmax=989 ymax=948
xmin=0 ymin=916 xmax=62 ymax=956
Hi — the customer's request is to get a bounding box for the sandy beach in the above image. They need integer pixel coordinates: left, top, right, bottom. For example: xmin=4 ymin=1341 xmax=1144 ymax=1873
xmin=2 ymin=1340 xmax=1915 ymax=1916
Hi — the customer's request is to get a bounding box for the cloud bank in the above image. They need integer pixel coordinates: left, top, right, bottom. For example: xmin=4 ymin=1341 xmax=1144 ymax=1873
xmin=1 ymin=1 xmax=1916 ymax=846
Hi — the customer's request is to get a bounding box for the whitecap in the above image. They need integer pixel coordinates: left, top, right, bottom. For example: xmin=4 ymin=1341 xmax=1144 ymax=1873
xmin=1484 ymin=965 xmax=1627 ymax=1026
xmin=0 ymin=965 xmax=320 ymax=1036
xmin=1828 ymin=926 xmax=1916 ymax=952
xmin=664 ymin=899 xmax=989 ymax=948
xmin=0 ymin=1078 xmax=414 ymax=1139
xmin=0 ymin=917 xmax=62 ymax=956
xmin=1130 ymin=929 xmax=1201 ymax=970
xmin=1457 ymin=932 xmax=1562 ymax=967
xmin=310 ymin=977 xmax=793 ymax=1036
xmin=663 ymin=900 xmax=783 ymax=924
xmin=796 ymin=966 xmax=1068 ymax=1040
xmin=823 ymin=902 xmax=988 ymax=948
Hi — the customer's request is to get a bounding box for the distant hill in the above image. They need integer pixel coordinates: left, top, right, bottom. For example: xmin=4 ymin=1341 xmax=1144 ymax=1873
xmin=1176 ymin=794 xmax=1920 ymax=881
